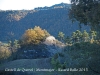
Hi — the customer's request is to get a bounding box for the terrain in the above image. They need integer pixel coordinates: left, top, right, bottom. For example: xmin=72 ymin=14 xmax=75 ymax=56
xmin=0 ymin=3 xmax=89 ymax=41
xmin=0 ymin=3 xmax=99 ymax=75
xmin=0 ymin=58 xmax=67 ymax=75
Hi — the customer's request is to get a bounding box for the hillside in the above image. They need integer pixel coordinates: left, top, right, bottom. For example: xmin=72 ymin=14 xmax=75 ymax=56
xmin=0 ymin=58 xmax=66 ymax=75
xmin=0 ymin=58 xmax=52 ymax=70
xmin=0 ymin=3 xmax=90 ymax=41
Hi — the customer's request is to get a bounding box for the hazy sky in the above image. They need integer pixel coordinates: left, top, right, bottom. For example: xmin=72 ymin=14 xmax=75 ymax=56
xmin=0 ymin=0 xmax=70 ymax=10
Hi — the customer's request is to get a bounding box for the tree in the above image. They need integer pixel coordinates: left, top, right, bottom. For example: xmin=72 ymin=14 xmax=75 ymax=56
xmin=65 ymin=36 xmax=71 ymax=45
xmin=70 ymin=0 xmax=100 ymax=37
xmin=89 ymin=30 xmax=97 ymax=43
xmin=69 ymin=1 xmax=100 ymax=73
xmin=13 ymin=39 xmax=20 ymax=48
xmin=0 ymin=44 xmax=11 ymax=63
xmin=20 ymin=26 xmax=49 ymax=45
xmin=57 ymin=31 xmax=65 ymax=42
xmin=82 ymin=30 xmax=90 ymax=42
xmin=89 ymin=30 xmax=97 ymax=40
xmin=71 ymin=32 xmax=76 ymax=43
xmin=71 ymin=30 xmax=82 ymax=43
xmin=75 ymin=30 xmax=82 ymax=42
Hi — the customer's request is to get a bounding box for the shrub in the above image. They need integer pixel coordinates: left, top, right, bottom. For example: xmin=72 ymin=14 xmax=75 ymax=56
xmin=51 ymin=53 xmax=66 ymax=69
xmin=0 ymin=45 xmax=11 ymax=63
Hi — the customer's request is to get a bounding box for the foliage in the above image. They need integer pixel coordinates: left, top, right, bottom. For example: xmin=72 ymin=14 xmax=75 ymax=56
xmin=0 ymin=42 xmax=11 ymax=63
xmin=13 ymin=39 xmax=20 ymax=48
xmin=57 ymin=31 xmax=65 ymax=42
xmin=89 ymin=30 xmax=97 ymax=39
xmin=62 ymin=40 xmax=100 ymax=75
xmin=70 ymin=30 xmax=97 ymax=43
xmin=71 ymin=30 xmax=82 ymax=43
xmin=70 ymin=0 xmax=100 ymax=37
xmin=56 ymin=30 xmax=97 ymax=45
xmin=20 ymin=26 xmax=50 ymax=45
xmin=70 ymin=41 xmax=100 ymax=73
xmin=82 ymin=30 xmax=90 ymax=42
xmin=8 ymin=39 xmax=20 ymax=49
xmin=51 ymin=53 xmax=66 ymax=69
xmin=65 ymin=36 xmax=72 ymax=45
xmin=0 ymin=46 xmax=11 ymax=60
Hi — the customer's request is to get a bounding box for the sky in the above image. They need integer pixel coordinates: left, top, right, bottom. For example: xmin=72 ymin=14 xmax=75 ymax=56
xmin=0 ymin=0 xmax=70 ymax=10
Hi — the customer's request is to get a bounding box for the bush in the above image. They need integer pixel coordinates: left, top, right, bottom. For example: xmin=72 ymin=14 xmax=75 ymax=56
xmin=0 ymin=45 xmax=11 ymax=63
xmin=51 ymin=53 xmax=66 ymax=69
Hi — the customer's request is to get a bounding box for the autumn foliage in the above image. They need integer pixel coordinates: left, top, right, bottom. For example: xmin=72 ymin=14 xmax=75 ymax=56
xmin=20 ymin=26 xmax=50 ymax=45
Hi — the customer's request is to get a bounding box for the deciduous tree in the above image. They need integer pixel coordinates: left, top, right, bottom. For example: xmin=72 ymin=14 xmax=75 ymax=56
xmin=21 ymin=26 xmax=49 ymax=45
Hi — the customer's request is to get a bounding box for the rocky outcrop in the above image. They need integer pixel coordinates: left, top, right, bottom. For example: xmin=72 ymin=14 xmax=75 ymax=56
xmin=17 ymin=36 xmax=65 ymax=59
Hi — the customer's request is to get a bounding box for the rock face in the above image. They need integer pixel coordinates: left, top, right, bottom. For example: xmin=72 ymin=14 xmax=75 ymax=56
xmin=18 ymin=44 xmax=50 ymax=59
xmin=43 ymin=36 xmax=65 ymax=55
xmin=44 ymin=36 xmax=56 ymax=45
xmin=44 ymin=36 xmax=65 ymax=47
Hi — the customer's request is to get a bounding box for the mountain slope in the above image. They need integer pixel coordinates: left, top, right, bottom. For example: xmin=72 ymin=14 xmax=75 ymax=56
xmin=0 ymin=3 xmax=90 ymax=41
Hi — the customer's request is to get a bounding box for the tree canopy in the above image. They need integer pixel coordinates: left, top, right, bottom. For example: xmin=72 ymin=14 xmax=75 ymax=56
xmin=20 ymin=26 xmax=50 ymax=45
xmin=70 ymin=0 xmax=100 ymax=32
xmin=57 ymin=31 xmax=65 ymax=42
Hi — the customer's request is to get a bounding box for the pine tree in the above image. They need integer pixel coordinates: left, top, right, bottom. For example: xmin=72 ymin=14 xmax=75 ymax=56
xmin=75 ymin=30 xmax=82 ymax=42
xmin=82 ymin=30 xmax=89 ymax=42
xmin=65 ymin=36 xmax=71 ymax=45
xmin=72 ymin=30 xmax=82 ymax=43
xmin=57 ymin=31 xmax=65 ymax=42
xmin=89 ymin=30 xmax=97 ymax=43
xmin=72 ymin=32 xmax=76 ymax=43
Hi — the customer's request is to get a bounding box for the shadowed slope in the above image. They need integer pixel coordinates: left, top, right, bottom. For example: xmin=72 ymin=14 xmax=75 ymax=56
xmin=0 ymin=58 xmax=67 ymax=75
xmin=0 ymin=58 xmax=52 ymax=70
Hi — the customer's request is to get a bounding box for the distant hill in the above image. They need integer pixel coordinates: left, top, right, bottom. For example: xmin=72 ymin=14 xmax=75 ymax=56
xmin=0 ymin=3 xmax=90 ymax=41
xmin=34 ymin=3 xmax=70 ymax=10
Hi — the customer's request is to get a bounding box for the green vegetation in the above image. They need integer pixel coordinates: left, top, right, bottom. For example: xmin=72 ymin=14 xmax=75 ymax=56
xmin=68 ymin=1 xmax=100 ymax=74
xmin=50 ymin=29 xmax=100 ymax=75
xmin=70 ymin=0 xmax=100 ymax=38
xmin=0 ymin=39 xmax=20 ymax=64
xmin=69 ymin=42 xmax=100 ymax=74
xmin=57 ymin=31 xmax=65 ymax=42
xmin=71 ymin=30 xmax=82 ymax=43
xmin=57 ymin=30 xmax=97 ymax=45
xmin=8 ymin=39 xmax=20 ymax=49
xmin=51 ymin=53 xmax=66 ymax=70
